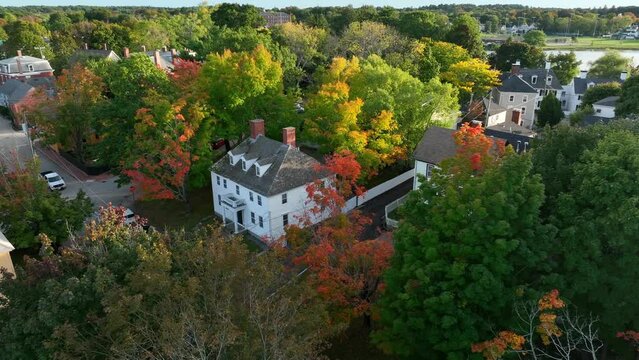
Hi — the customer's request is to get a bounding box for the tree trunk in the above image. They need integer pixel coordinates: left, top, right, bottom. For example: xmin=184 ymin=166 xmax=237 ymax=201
xmin=363 ymin=312 xmax=372 ymax=329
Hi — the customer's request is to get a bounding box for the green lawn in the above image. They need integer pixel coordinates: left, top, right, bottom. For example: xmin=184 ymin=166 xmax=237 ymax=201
xmin=482 ymin=33 xmax=639 ymax=50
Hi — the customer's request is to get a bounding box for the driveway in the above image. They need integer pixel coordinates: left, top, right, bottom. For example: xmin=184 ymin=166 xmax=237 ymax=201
xmin=0 ymin=115 xmax=133 ymax=210
xmin=357 ymin=178 xmax=413 ymax=240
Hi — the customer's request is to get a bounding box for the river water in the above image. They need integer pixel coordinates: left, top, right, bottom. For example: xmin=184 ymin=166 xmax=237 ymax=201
xmin=544 ymin=50 xmax=639 ymax=70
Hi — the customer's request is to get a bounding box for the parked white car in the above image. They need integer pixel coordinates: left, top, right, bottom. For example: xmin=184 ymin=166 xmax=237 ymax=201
xmin=40 ymin=171 xmax=66 ymax=191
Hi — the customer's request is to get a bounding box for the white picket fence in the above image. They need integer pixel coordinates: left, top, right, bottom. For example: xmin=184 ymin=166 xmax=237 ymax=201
xmin=342 ymin=169 xmax=414 ymax=212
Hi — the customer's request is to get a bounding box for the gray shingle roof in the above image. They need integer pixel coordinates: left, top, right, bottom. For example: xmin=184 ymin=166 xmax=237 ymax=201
xmin=69 ymin=49 xmax=122 ymax=64
xmin=593 ymin=96 xmax=619 ymax=107
xmin=581 ymin=115 xmax=613 ymax=127
xmin=497 ymin=74 xmax=538 ymax=93
xmin=0 ymin=79 xmax=34 ymax=104
xmin=573 ymin=77 xmax=623 ymax=95
xmin=485 ymin=127 xmax=534 ymax=153
xmin=0 ymin=55 xmax=53 ymax=74
xmin=413 ymin=127 xmax=457 ymax=164
xmin=498 ymin=68 xmax=563 ymax=93
xmin=213 ymin=135 xmax=329 ymax=196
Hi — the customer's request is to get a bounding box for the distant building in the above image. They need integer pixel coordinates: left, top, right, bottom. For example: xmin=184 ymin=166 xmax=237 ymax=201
xmin=581 ymin=96 xmax=620 ymax=126
xmin=561 ymin=70 xmax=627 ymax=114
xmin=492 ymin=61 xmax=563 ymax=128
xmin=260 ymin=11 xmax=292 ymax=28
xmin=69 ymin=44 xmax=122 ymax=65
xmin=0 ymin=50 xmax=54 ymax=85
xmin=0 ymin=78 xmax=52 ymax=127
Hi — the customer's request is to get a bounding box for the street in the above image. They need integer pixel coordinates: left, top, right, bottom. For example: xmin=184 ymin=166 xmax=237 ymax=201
xmin=0 ymin=115 xmax=133 ymax=211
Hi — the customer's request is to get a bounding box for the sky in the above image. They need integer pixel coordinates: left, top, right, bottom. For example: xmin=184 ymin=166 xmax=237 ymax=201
xmin=2 ymin=0 xmax=638 ymax=8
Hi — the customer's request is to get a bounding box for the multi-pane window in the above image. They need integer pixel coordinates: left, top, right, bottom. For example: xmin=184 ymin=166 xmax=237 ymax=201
xmin=259 ymin=216 xmax=264 ymax=228
xmin=282 ymin=193 xmax=287 ymax=204
xmin=521 ymin=107 xmax=526 ymax=115
xmin=218 ymin=195 xmax=221 ymax=205
xmin=249 ymin=192 xmax=254 ymax=202
xmin=283 ymin=214 xmax=289 ymax=227
xmin=216 ymin=176 xmax=220 ymax=185
xmin=257 ymin=195 xmax=262 ymax=206
xmin=235 ymin=185 xmax=240 ymax=195
xmin=251 ymin=212 xmax=256 ymax=224
xmin=223 ymin=179 xmax=227 ymax=188
xmin=509 ymin=95 xmax=514 ymax=102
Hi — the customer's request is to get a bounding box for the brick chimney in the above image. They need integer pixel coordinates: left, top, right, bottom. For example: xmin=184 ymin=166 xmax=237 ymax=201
xmin=153 ymin=50 xmax=162 ymax=69
xmin=103 ymin=43 xmax=108 ymax=50
xmin=580 ymin=70 xmax=588 ymax=79
xmin=16 ymin=50 xmax=22 ymax=57
xmin=511 ymin=60 xmax=520 ymax=75
xmin=282 ymin=127 xmax=296 ymax=148
xmin=511 ymin=109 xmax=521 ymax=125
xmin=83 ymin=43 xmax=89 ymax=50
xmin=123 ymin=47 xmax=130 ymax=58
xmin=250 ymin=119 xmax=265 ymax=139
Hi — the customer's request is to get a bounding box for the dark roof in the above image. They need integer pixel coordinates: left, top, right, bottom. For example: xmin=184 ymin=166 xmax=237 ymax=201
xmin=573 ymin=77 xmax=623 ymax=95
xmin=593 ymin=96 xmax=619 ymax=107
xmin=483 ymin=98 xmax=508 ymax=116
xmin=498 ymin=68 xmax=563 ymax=93
xmin=581 ymin=115 xmax=613 ymax=127
xmin=485 ymin=127 xmax=534 ymax=153
xmin=413 ymin=127 xmax=457 ymax=164
xmin=0 ymin=79 xmax=34 ymax=104
xmin=497 ymin=73 xmax=537 ymax=93
xmin=213 ymin=135 xmax=329 ymax=196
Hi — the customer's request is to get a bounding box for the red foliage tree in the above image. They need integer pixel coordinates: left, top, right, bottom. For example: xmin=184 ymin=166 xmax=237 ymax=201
xmin=617 ymin=331 xmax=639 ymax=352
xmin=449 ymin=123 xmax=506 ymax=175
xmin=170 ymin=59 xmax=203 ymax=97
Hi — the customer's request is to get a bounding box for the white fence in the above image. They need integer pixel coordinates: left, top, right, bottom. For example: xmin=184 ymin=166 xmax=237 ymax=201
xmin=384 ymin=194 xmax=408 ymax=229
xmin=342 ymin=169 xmax=414 ymax=212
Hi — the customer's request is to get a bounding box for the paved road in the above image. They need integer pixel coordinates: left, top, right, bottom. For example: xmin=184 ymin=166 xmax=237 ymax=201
xmin=358 ymin=178 xmax=413 ymax=240
xmin=0 ymin=116 xmax=133 ymax=210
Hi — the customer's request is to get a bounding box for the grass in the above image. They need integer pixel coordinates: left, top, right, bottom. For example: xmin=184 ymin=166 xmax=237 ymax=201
xmin=133 ymin=186 xmax=263 ymax=252
xmin=324 ymin=317 xmax=398 ymax=360
xmin=482 ymin=33 xmax=639 ymax=50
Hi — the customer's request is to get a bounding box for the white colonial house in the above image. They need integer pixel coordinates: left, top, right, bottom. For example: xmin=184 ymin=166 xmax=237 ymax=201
xmin=211 ymin=119 xmax=331 ymax=242
xmin=492 ymin=61 xmax=563 ymax=128
xmin=561 ymin=70 xmax=627 ymax=114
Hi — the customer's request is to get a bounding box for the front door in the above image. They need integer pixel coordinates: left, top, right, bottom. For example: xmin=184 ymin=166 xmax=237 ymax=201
xmin=237 ymin=210 xmax=244 ymax=225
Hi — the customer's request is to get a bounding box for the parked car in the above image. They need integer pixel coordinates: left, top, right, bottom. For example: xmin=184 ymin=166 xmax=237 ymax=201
xmin=40 ymin=171 xmax=66 ymax=191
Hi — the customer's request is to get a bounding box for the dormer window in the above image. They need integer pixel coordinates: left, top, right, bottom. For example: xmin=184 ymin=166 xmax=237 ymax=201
xmin=229 ymin=156 xmax=235 ymax=165
xmin=256 ymin=167 xmax=261 ymax=176
xmin=546 ymin=76 xmax=552 ymax=85
xmin=27 ymin=64 xmax=34 ymax=72
xmin=242 ymin=160 xmax=247 ymax=171
xmin=587 ymin=82 xmax=595 ymax=89
xmin=531 ymin=75 xmax=538 ymax=84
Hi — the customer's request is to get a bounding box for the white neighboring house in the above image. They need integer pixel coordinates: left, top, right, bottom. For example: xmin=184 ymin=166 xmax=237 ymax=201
xmin=492 ymin=61 xmax=563 ymax=129
xmin=580 ymin=96 xmax=620 ymax=126
xmin=561 ymin=70 xmax=627 ymax=114
xmin=0 ymin=230 xmax=16 ymax=280
xmin=211 ymin=119 xmax=331 ymax=242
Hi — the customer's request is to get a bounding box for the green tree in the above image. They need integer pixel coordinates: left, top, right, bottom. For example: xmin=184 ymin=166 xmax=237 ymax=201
xmin=373 ymin=125 xmax=552 ymax=358
xmin=588 ymin=50 xmax=633 ymax=78
xmin=2 ymin=20 xmax=53 ymax=59
xmin=396 ymin=11 xmax=449 ymax=40
xmin=490 ymin=38 xmax=545 ymax=72
xmin=537 ymin=94 xmax=564 ymax=127
xmin=271 ymin=22 xmax=328 ymax=85
xmin=616 ymin=75 xmax=639 ymax=117
xmin=210 ymin=3 xmax=265 ymax=29
xmin=0 ymin=158 xmax=92 ymax=249
xmin=581 ymin=82 xmax=622 ymax=107
xmin=35 ymin=64 xmax=104 ymax=163
xmin=523 ymin=29 xmax=547 ymax=47
xmin=0 ymin=208 xmax=332 ymax=359
xmin=335 ymin=21 xmax=405 ymax=59
xmin=445 ymin=14 xmax=484 ymax=58
xmin=199 ymin=45 xmax=292 ymax=144
xmin=549 ymin=51 xmax=581 ymax=85
xmin=46 ymin=12 xmax=72 ymax=32
xmin=441 ymin=58 xmax=501 ymax=101
xmin=542 ymin=126 xmax=639 ymax=346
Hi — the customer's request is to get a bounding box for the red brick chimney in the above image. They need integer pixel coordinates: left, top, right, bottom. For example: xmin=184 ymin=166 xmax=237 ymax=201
xmin=153 ymin=50 xmax=162 ymax=69
xmin=511 ymin=109 xmax=521 ymax=125
xmin=16 ymin=50 xmax=22 ymax=57
xmin=250 ymin=119 xmax=265 ymax=139
xmin=123 ymin=47 xmax=130 ymax=58
xmin=282 ymin=127 xmax=296 ymax=148
xmin=511 ymin=60 xmax=521 ymax=76
xmin=16 ymin=50 xmax=23 ymax=74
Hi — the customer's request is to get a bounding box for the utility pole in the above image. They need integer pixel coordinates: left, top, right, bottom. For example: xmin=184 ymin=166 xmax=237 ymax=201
xmin=34 ymin=46 xmax=45 ymax=59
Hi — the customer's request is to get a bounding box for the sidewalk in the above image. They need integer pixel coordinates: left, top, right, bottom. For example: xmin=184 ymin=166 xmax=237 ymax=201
xmin=35 ymin=143 xmax=112 ymax=182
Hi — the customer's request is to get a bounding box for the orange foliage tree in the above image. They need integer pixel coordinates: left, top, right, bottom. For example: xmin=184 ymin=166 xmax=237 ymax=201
xmin=450 ymin=122 xmax=506 ymax=174
xmin=285 ymin=151 xmax=393 ymax=324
